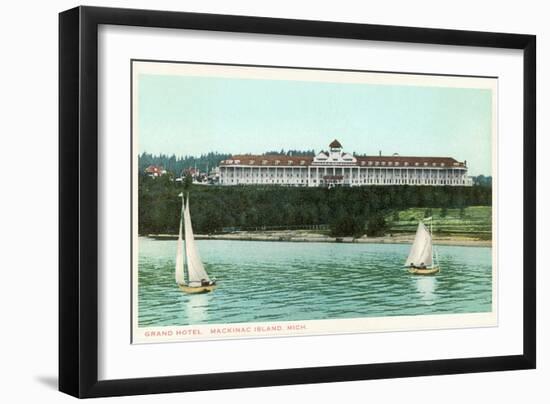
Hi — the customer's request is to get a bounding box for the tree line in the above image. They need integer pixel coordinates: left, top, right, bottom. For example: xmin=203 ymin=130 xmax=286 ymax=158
xmin=139 ymin=150 xmax=314 ymax=176
xmin=138 ymin=174 xmax=492 ymax=237
xmin=139 ymin=152 xmax=232 ymax=176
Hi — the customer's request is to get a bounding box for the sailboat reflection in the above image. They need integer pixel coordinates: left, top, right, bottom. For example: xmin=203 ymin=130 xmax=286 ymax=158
xmin=184 ymin=293 xmax=210 ymax=324
xmin=414 ymin=276 xmax=438 ymax=305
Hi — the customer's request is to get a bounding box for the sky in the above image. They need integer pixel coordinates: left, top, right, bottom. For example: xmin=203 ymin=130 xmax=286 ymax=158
xmin=138 ymin=73 xmax=493 ymax=175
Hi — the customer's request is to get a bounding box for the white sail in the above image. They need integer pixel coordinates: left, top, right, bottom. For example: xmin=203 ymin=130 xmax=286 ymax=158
xmin=183 ymin=195 xmax=211 ymax=285
xmin=175 ymin=195 xmax=186 ymax=285
xmin=405 ymin=222 xmax=433 ymax=267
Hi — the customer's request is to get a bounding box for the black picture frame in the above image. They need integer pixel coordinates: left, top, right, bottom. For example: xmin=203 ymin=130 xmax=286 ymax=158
xmin=59 ymin=5 xmax=536 ymax=398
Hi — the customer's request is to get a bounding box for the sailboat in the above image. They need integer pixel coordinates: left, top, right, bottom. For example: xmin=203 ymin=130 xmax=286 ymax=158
xmin=175 ymin=192 xmax=217 ymax=293
xmin=405 ymin=218 xmax=440 ymax=275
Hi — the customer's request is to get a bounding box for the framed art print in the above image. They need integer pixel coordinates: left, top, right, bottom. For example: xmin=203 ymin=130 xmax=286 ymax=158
xmin=59 ymin=6 xmax=536 ymax=398
xmin=131 ymin=60 xmax=497 ymax=344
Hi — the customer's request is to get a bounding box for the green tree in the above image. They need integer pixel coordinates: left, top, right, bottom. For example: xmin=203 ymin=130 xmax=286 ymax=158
xmin=366 ymin=213 xmax=387 ymax=237
xmin=329 ymin=207 xmax=365 ymax=237
xmin=183 ymin=173 xmax=193 ymax=190
xmin=392 ymin=211 xmax=400 ymax=223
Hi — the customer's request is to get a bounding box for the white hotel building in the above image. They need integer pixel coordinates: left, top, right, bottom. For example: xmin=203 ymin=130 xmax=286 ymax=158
xmin=219 ymin=140 xmax=473 ymax=187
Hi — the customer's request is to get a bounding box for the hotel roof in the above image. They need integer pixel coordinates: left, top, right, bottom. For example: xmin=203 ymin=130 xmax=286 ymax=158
xmin=221 ymin=155 xmax=314 ymax=166
xmin=356 ymin=156 xmax=464 ymax=167
xmin=220 ymin=155 xmax=465 ymax=167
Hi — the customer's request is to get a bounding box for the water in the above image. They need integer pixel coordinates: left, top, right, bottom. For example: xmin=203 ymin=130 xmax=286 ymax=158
xmin=138 ymin=238 xmax=492 ymax=327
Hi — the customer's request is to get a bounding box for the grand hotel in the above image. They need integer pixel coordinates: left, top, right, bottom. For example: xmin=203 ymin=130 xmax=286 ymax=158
xmin=218 ymin=140 xmax=473 ymax=187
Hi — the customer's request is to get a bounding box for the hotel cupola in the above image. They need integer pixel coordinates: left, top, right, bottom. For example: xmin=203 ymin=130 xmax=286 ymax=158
xmin=329 ymin=139 xmax=343 ymax=152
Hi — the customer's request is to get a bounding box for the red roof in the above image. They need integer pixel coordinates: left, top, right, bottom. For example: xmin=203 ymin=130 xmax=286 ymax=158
xmin=221 ymin=155 xmax=314 ymax=166
xmin=329 ymin=139 xmax=342 ymax=148
xmin=220 ymin=154 xmax=465 ymax=168
xmin=356 ymin=156 xmax=464 ymax=167
xmin=145 ymin=165 xmax=163 ymax=173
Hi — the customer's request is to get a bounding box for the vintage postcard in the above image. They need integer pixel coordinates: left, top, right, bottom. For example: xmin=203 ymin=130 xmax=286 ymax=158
xmin=131 ymin=60 xmax=497 ymax=344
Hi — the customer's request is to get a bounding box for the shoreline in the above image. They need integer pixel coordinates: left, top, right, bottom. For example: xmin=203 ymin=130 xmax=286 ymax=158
xmin=145 ymin=231 xmax=492 ymax=247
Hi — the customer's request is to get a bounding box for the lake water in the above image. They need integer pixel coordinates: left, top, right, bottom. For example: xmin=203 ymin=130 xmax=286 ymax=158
xmin=138 ymin=237 xmax=492 ymax=327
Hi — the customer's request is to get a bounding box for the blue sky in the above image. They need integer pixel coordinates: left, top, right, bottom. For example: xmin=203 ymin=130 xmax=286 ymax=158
xmin=138 ymin=73 xmax=493 ymax=175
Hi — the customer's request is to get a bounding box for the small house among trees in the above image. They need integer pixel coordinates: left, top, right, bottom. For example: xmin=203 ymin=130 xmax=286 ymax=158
xmin=144 ymin=165 xmax=167 ymax=178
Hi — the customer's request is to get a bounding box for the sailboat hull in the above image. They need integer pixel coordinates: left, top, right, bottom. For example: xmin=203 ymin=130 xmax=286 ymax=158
xmin=408 ymin=266 xmax=440 ymax=275
xmin=178 ymin=284 xmax=217 ymax=294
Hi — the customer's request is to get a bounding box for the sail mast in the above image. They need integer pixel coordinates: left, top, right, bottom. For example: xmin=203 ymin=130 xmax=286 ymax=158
xmin=430 ymin=217 xmax=434 ymax=269
xmin=427 ymin=216 xmax=438 ymax=269
xmin=175 ymin=193 xmax=186 ymax=285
